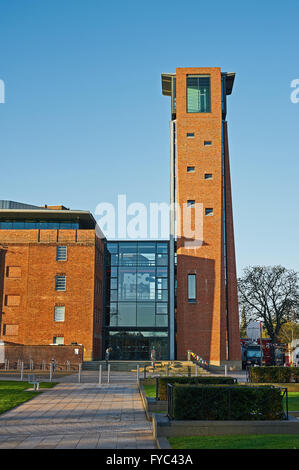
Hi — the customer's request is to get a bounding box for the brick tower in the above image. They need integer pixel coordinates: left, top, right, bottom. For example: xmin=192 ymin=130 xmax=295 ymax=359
xmin=162 ymin=67 xmax=241 ymax=367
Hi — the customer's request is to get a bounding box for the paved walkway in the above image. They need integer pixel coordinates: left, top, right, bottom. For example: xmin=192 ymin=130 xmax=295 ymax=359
xmin=0 ymin=375 xmax=156 ymax=449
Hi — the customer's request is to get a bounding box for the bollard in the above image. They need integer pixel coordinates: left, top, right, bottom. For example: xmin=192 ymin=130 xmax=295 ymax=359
xmin=224 ymin=365 xmax=227 ymax=376
xmin=99 ymin=365 xmax=102 ymax=385
xmin=196 ymin=365 xmax=199 ymax=377
xmin=49 ymin=363 xmax=53 ymax=382
xmin=78 ymin=363 xmax=82 ymax=383
xmin=166 ymin=364 xmax=169 ymax=376
xmin=144 ymin=365 xmax=147 ymax=379
xmin=20 ymin=362 xmax=24 ymax=381
xmin=107 ymin=364 xmax=111 ymax=384
xmin=136 ymin=365 xmax=140 ymax=382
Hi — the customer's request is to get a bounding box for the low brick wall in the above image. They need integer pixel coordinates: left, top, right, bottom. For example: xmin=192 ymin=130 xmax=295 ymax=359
xmin=0 ymin=342 xmax=83 ymax=366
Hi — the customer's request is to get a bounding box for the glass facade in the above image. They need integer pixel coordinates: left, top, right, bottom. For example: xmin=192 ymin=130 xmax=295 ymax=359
xmin=104 ymin=241 xmax=170 ymax=360
xmin=0 ymin=220 xmax=79 ymax=229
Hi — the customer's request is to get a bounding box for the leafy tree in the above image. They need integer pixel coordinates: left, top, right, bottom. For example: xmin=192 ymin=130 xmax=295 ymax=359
xmin=238 ymin=265 xmax=299 ymax=343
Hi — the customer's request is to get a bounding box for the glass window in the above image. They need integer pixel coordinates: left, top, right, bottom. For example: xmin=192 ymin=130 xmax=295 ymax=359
xmin=118 ymin=267 xmax=136 ymax=300
xmin=156 ymin=290 xmax=168 ymax=301
xmin=107 ymin=243 xmax=118 ymax=254
xmin=157 ymin=243 xmax=168 ymax=254
xmin=156 ymin=267 xmax=168 ymax=278
xmin=187 ymin=166 xmax=195 ymax=173
xmin=205 ymin=174 xmax=213 ymax=180
xmin=187 ymin=75 xmax=211 ymax=113
xmin=156 ymin=303 xmax=168 ymax=314
xmin=137 ymin=268 xmax=155 ymax=300
xmin=205 ymin=208 xmax=214 ymax=216
xmin=138 ymin=242 xmax=155 ymax=266
xmin=56 ymin=246 xmax=67 ymax=261
xmin=119 ymin=243 xmax=137 ymax=266
xmin=55 ymin=275 xmax=66 ymax=291
xmin=54 ymin=306 xmax=65 ymax=322
xmin=137 ymin=303 xmax=156 ymax=327
xmin=110 ymin=290 xmax=118 ymax=301
xmin=187 ymin=200 xmax=195 ymax=208
xmin=118 ymin=302 xmax=136 ymax=326
xmin=156 ymin=277 xmax=168 ymax=290
xmin=156 ymin=315 xmax=168 ymax=327
xmin=53 ymin=336 xmax=64 ymax=345
xmin=12 ymin=221 xmax=25 ymax=229
xmin=188 ymin=274 xmax=196 ymax=302
xmin=110 ymin=278 xmax=117 ymax=290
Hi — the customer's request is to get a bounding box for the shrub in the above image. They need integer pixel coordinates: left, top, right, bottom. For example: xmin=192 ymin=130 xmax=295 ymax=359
xmin=158 ymin=376 xmax=235 ymax=401
xmin=170 ymin=384 xmax=284 ymax=421
xmin=249 ymin=367 xmax=295 ymax=383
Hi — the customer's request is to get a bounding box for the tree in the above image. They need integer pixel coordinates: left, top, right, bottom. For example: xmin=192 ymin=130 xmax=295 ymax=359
xmin=239 ymin=306 xmax=248 ymax=337
xmin=238 ymin=265 xmax=299 ymax=344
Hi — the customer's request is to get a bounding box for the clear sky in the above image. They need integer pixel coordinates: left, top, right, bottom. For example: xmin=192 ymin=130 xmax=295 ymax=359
xmin=0 ymin=0 xmax=298 ymax=276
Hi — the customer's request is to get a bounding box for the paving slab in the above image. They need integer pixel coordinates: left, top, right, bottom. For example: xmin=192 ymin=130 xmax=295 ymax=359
xmin=0 ymin=372 xmax=156 ymax=449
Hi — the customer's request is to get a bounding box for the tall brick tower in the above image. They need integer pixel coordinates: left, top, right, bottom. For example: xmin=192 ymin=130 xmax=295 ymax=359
xmin=162 ymin=67 xmax=241 ymax=367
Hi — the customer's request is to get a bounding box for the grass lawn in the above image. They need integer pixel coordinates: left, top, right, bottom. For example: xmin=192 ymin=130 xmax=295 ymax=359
xmin=169 ymin=434 xmax=299 ymax=449
xmin=286 ymin=392 xmax=299 ymax=411
xmin=143 ymin=383 xmax=157 ymax=398
xmin=0 ymin=380 xmax=57 ymax=415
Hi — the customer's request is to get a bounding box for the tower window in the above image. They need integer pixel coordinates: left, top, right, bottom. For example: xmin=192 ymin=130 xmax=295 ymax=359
xmin=55 ymin=275 xmax=66 ymax=291
xmin=187 ymin=75 xmax=211 ymax=113
xmin=188 ymin=274 xmax=196 ymax=302
xmin=204 ymin=173 xmax=213 ymax=179
xmin=187 ymin=166 xmax=195 ymax=173
xmin=54 ymin=306 xmax=65 ymax=322
xmin=186 ymin=133 xmax=194 ymax=138
xmin=187 ymin=200 xmax=195 ymax=208
xmin=204 ymin=141 xmax=212 ymax=146
xmin=56 ymin=246 xmax=67 ymax=261
xmin=205 ymin=208 xmax=214 ymax=216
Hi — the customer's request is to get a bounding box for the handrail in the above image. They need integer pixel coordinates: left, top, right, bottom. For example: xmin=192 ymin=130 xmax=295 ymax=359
xmin=188 ymin=351 xmax=210 ymax=370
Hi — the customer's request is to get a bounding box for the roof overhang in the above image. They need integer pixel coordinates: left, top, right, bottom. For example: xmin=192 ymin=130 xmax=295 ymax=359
xmin=161 ymin=73 xmax=175 ymax=96
xmin=225 ymin=73 xmax=236 ymax=95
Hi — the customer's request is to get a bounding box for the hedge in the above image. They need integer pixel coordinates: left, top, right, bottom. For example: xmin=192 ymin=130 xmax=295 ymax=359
xmin=249 ymin=367 xmax=299 ymax=383
xmin=158 ymin=376 xmax=236 ymax=401
xmin=170 ymin=384 xmax=285 ymax=421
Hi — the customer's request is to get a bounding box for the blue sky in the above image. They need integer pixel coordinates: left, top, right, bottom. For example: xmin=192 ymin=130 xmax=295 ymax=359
xmin=0 ymin=0 xmax=298 ymax=276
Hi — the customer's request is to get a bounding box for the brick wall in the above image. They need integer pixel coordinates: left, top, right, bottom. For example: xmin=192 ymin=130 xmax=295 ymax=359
xmin=0 ymin=229 xmax=105 ymax=361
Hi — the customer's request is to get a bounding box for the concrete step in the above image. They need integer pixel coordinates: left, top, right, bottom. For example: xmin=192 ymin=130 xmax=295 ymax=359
xmin=83 ymin=360 xmax=210 ymax=374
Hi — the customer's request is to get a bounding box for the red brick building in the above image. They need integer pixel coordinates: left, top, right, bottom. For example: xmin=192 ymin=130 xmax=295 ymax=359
xmin=162 ymin=67 xmax=241 ymax=367
xmin=0 ymin=201 xmax=105 ymax=361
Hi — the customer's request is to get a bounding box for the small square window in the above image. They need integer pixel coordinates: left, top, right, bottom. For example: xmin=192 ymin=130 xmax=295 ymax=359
xmin=187 ymin=200 xmax=195 ymax=208
xmin=53 ymin=336 xmax=64 ymax=345
xmin=204 ymin=141 xmax=212 ymax=146
xmin=204 ymin=173 xmax=213 ymax=179
xmin=187 ymin=166 xmax=195 ymax=173
xmin=186 ymin=133 xmax=195 ymax=138
xmin=205 ymin=208 xmax=213 ymax=216
xmin=56 ymin=246 xmax=67 ymax=261
xmin=55 ymin=275 xmax=66 ymax=291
